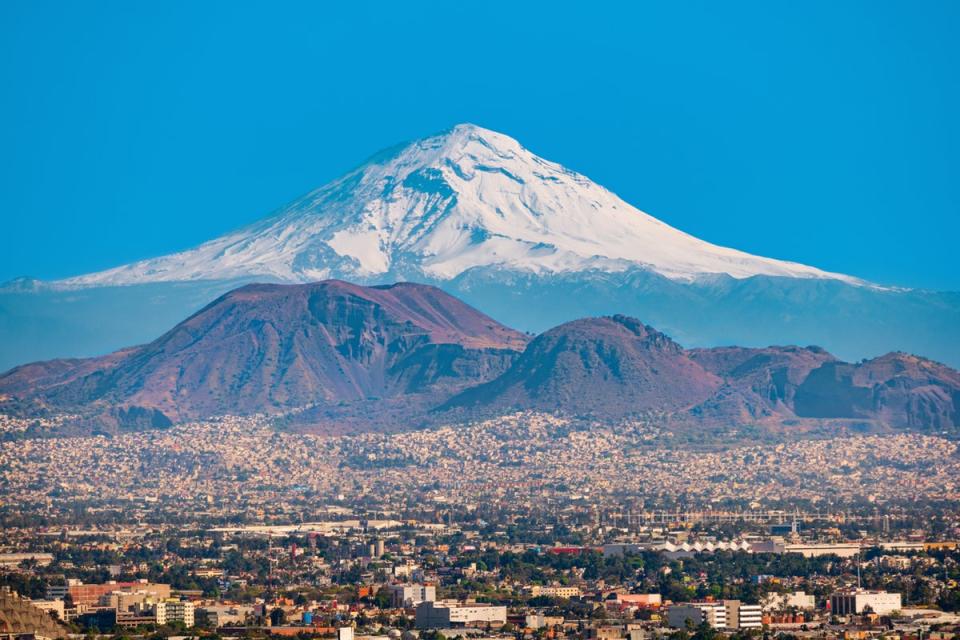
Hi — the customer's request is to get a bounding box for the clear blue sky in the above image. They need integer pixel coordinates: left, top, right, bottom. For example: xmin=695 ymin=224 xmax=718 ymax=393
xmin=1 ymin=1 xmax=957 ymax=290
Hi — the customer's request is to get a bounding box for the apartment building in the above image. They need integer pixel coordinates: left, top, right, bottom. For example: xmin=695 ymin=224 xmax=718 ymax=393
xmin=667 ymin=602 xmax=727 ymax=629
xmin=724 ymin=600 xmax=762 ymax=629
xmin=386 ymin=584 xmax=436 ymax=608
xmin=155 ymin=599 xmax=195 ymax=627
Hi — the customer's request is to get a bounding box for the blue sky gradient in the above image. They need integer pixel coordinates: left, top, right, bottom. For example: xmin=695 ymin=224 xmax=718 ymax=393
xmin=1 ymin=1 xmax=958 ymax=289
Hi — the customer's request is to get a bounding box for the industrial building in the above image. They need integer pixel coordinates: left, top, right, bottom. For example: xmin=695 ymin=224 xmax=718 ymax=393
xmin=830 ymin=590 xmax=902 ymax=616
xmin=415 ymin=600 xmax=507 ymax=629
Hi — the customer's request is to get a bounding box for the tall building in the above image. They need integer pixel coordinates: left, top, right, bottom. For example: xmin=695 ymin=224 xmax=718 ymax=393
xmin=155 ymin=600 xmax=195 ymax=627
xmin=830 ymin=590 xmax=902 ymax=616
xmin=387 ymin=584 xmax=436 ymax=608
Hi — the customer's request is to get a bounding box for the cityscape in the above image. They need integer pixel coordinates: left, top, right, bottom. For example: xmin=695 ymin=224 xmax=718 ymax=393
xmin=2 ymin=4 xmax=959 ymax=640
xmin=2 ymin=411 xmax=960 ymax=640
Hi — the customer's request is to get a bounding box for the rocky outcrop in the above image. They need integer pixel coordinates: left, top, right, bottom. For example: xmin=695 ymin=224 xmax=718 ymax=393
xmin=0 ymin=588 xmax=68 ymax=639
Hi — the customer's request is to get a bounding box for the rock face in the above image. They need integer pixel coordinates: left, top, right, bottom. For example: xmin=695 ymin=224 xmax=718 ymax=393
xmin=0 ymin=588 xmax=68 ymax=639
xmin=688 ymin=345 xmax=838 ymax=422
xmin=792 ymin=352 xmax=960 ymax=430
xmin=0 ymin=281 xmax=528 ymax=432
xmin=445 ymin=315 xmax=724 ymax=415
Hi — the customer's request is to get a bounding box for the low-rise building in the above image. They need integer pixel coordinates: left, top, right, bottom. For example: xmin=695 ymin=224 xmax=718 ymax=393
xmin=667 ymin=602 xmax=727 ymax=629
xmin=529 ymin=585 xmax=582 ymax=599
xmin=415 ymin=600 xmax=507 ymax=629
xmin=525 ymin=614 xmax=564 ymax=629
xmin=830 ymin=590 xmax=902 ymax=616
xmin=614 ymin=594 xmax=661 ymax=608
xmin=0 ymin=553 xmax=55 ymax=568
xmin=195 ymin=604 xmax=254 ymax=628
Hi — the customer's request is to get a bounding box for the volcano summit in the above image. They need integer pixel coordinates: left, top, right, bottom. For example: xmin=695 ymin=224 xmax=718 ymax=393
xmin=61 ymin=124 xmax=858 ymax=287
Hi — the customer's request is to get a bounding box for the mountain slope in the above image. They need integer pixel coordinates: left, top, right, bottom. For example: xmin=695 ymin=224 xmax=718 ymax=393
xmin=445 ymin=315 xmax=724 ymax=415
xmin=444 ymin=269 xmax=960 ymax=368
xmin=0 ymin=281 xmax=528 ymax=433
xmin=444 ymin=315 xmax=960 ymax=430
xmin=3 ymin=285 xmax=958 ymax=435
xmin=687 ymin=345 xmax=839 ymax=422
xmin=58 ymin=124 xmax=857 ymax=287
xmin=793 ymin=352 xmax=960 ymax=429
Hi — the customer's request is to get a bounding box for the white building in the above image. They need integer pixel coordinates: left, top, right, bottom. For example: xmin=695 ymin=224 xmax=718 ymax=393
xmin=155 ymin=599 xmax=195 ymax=627
xmin=392 ymin=562 xmax=420 ymax=578
xmin=879 ymin=541 xmax=925 ymax=553
xmin=830 ymin=590 xmax=902 ymax=616
xmin=387 ymin=584 xmax=436 ymax=608
xmin=667 ymin=603 xmax=727 ymax=629
xmin=415 ymin=600 xmax=507 ymax=629
xmin=608 ymin=541 xmax=753 ymax=559
xmin=748 ymin=539 xmax=865 ymax=558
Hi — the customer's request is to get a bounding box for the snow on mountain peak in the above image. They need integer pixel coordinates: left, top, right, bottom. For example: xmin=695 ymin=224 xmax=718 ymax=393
xmin=60 ymin=124 xmax=861 ymax=288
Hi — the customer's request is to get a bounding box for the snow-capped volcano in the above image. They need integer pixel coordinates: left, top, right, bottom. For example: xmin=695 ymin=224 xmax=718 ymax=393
xmin=6 ymin=124 xmax=958 ymax=373
xmin=61 ymin=124 xmax=859 ymax=288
